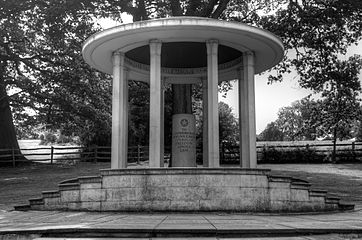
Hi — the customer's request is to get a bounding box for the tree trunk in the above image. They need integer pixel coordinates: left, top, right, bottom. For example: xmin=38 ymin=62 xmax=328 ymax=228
xmin=0 ymin=82 xmax=24 ymax=165
xmin=172 ymin=84 xmax=192 ymax=114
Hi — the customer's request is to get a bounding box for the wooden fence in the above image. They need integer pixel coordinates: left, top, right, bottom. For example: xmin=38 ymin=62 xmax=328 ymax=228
xmin=1 ymin=142 xmax=362 ymax=166
xmin=223 ymin=142 xmax=362 ymax=163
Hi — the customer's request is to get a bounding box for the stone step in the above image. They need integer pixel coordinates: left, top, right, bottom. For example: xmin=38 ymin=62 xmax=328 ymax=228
xmin=326 ymin=196 xmax=340 ymax=204
xmin=290 ymin=177 xmax=309 ymax=184
xmin=59 ymin=178 xmax=79 ymax=184
xmin=29 ymin=198 xmax=44 ymax=205
xmin=268 ymin=175 xmax=292 ymax=182
xmin=14 ymin=204 xmax=31 ymax=211
xmin=290 ymin=181 xmax=311 ymax=190
xmin=338 ymin=203 xmax=355 ymax=211
xmin=309 ymin=189 xmax=327 ymax=197
xmin=59 ymin=182 xmax=80 ymax=191
xmin=42 ymin=190 xmax=60 ymax=198
xmin=78 ymin=176 xmax=102 ymax=184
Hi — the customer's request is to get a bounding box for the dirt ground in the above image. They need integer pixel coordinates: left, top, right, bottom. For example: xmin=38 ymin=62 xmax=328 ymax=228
xmin=0 ymin=162 xmax=361 ymax=211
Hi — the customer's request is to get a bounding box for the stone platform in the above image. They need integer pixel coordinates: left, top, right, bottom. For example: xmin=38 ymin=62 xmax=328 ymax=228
xmin=16 ymin=168 xmax=353 ymax=212
xmin=1 ymin=210 xmax=362 ymax=239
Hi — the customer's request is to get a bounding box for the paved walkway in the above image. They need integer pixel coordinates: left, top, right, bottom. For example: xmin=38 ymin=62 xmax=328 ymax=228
xmin=1 ymin=209 xmax=362 ymax=239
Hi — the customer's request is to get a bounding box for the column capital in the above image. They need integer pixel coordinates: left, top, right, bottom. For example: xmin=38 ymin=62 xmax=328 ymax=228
xmin=149 ymin=39 xmax=162 ymax=56
xmin=206 ymin=39 xmax=219 ymax=44
xmin=206 ymin=39 xmax=218 ymax=56
xmin=112 ymin=51 xmax=125 ymax=67
xmin=243 ymin=51 xmax=255 ymax=67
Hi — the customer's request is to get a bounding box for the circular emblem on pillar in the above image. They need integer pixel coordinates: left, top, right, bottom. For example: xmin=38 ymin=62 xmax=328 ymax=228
xmin=180 ymin=118 xmax=189 ymax=127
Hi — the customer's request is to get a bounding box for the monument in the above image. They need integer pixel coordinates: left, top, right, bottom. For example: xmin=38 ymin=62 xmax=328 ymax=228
xmin=17 ymin=17 xmax=353 ymax=212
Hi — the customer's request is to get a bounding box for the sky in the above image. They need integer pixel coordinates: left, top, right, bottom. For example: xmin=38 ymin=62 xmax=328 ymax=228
xmin=219 ymin=43 xmax=362 ymax=133
xmin=99 ymin=17 xmax=362 ymax=134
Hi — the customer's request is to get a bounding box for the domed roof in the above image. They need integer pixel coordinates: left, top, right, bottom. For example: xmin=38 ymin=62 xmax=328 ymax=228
xmin=82 ymin=17 xmax=284 ymax=81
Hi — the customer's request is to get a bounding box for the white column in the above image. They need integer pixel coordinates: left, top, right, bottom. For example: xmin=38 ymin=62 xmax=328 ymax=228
xmin=238 ymin=51 xmax=257 ymax=168
xmin=206 ymin=40 xmax=220 ymax=168
xmin=202 ymin=77 xmax=209 ymax=167
xmin=149 ymin=40 xmax=163 ymax=168
xmin=160 ymin=78 xmax=165 ymax=167
xmin=111 ymin=51 xmax=128 ymax=169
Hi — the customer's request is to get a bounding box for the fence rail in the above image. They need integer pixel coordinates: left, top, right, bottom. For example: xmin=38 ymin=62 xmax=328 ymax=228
xmin=1 ymin=142 xmax=362 ymax=166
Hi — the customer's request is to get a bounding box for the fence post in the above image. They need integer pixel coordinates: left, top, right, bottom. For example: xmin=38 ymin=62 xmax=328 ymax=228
xmin=12 ymin=148 xmax=15 ymax=168
xmin=94 ymin=146 xmax=98 ymax=162
xmin=137 ymin=145 xmax=141 ymax=164
xmin=50 ymin=146 xmax=54 ymax=164
xmin=352 ymin=142 xmax=355 ymax=152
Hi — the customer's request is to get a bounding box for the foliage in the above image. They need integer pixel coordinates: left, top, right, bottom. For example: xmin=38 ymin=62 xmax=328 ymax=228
xmin=218 ymin=101 xmax=239 ymax=145
xmin=258 ymin=122 xmax=284 ymax=141
xmin=275 ymin=96 xmax=320 ymax=141
xmin=0 ymin=0 xmax=116 ymax=149
xmin=259 ymin=1 xmax=362 ymax=88
xmin=39 ymin=131 xmax=78 ymax=145
xmin=128 ymin=81 xmax=150 ymax=147
xmin=2 ymin=0 xmax=362 ymax=153
xmin=259 ymin=146 xmax=325 ymax=164
xmin=259 ymin=97 xmax=321 ymax=141
xmin=315 ymin=56 xmax=362 ymax=140
xmin=258 ymin=146 xmax=361 ymax=164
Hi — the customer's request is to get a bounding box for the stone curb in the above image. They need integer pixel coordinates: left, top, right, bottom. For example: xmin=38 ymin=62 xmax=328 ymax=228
xmin=1 ymin=227 xmax=362 ymax=239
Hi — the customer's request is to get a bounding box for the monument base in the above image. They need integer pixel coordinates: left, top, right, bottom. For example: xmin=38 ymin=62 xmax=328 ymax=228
xmin=17 ymin=168 xmax=354 ymax=212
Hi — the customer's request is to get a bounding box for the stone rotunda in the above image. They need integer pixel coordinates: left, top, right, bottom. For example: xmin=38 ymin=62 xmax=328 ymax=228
xmin=82 ymin=17 xmax=284 ymax=169
xmin=17 ymin=17 xmax=353 ymax=212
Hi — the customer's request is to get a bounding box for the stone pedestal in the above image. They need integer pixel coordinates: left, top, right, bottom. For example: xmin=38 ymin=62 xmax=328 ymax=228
xmin=172 ymin=114 xmax=196 ymax=167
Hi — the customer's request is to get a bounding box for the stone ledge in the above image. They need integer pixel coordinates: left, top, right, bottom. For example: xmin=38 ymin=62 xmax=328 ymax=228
xmin=79 ymin=176 xmax=102 ymax=184
xmin=29 ymin=198 xmax=44 ymax=205
xmin=59 ymin=178 xmax=78 ymax=184
xmin=42 ymin=191 xmax=60 ymax=198
xmin=59 ymin=183 xmax=80 ymax=191
xmin=100 ymin=168 xmax=271 ymax=176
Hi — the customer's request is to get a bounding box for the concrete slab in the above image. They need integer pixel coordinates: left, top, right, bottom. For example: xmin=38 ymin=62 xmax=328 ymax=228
xmin=0 ymin=210 xmax=362 ymax=239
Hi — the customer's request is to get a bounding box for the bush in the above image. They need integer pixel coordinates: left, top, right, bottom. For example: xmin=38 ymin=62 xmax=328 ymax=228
xmin=56 ymin=134 xmax=72 ymax=144
xmin=39 ymin=132 xmax=57 ymax=145
xmin=258 ymin=146 xmax=325 ymax=164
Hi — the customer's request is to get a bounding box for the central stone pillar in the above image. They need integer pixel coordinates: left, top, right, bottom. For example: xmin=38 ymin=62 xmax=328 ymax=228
xmin=171 ymin=84 xmax=196 ymax=167
xmin=206 ymin=40 xmax=220 ymax=167
xmin=149 ymin=40 xmax=163 ymax=168
xmin=172 ymin=114 xmax=196 ymax=167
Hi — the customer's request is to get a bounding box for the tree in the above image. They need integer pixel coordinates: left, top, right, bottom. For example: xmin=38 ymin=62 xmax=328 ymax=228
xmin=2 ymin=0 xmax=362 ymax=165
xmin=259 ymin=1 xmax=362 ymax=87
xmin=258 ymin=122 xmax=284 ymax=141
xmin=0 ymin=0 xmax=117 ymax=163
xmin=315 ymin=56 xmax=362 ymax=161
xmin=275 ymin=96 xmax=320 ymax=141
xmin=218 ymin=102 xmax=239 ymax=145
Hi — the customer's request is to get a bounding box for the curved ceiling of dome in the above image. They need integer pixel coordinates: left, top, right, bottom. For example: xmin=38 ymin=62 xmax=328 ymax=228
xmin=125 ymin=42 xmax=242 ymax=68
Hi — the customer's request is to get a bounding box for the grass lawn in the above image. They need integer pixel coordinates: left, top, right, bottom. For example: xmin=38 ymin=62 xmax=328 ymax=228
xmin=0 ymin=162 xmax=361 ymax=211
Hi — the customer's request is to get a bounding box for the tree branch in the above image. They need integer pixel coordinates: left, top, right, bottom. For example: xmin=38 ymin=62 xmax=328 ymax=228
xmin=211 ymin=0 xmax=230 ymax=18
xmin=170 ymin=0 xmax=183 ymax=16
xmin=201 ymin=0 xmax=219 ymax=17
